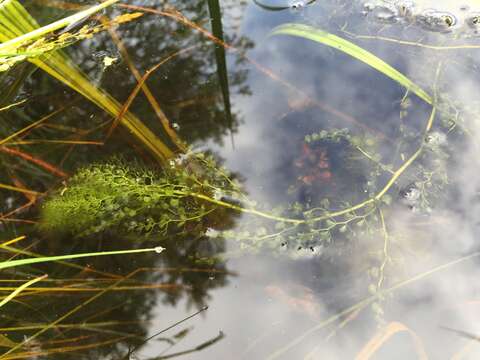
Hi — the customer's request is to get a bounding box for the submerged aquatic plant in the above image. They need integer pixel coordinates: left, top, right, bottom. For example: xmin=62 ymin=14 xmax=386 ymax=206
xmin=40 ymin=153 xmax=243 ymax=238
xmin=40 ymin=119 xmax=450 ymax=259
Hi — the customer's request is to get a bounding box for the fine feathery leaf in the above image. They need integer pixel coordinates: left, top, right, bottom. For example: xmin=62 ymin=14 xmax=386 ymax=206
xmin=270 ymin=23 xmax=433 ymax=105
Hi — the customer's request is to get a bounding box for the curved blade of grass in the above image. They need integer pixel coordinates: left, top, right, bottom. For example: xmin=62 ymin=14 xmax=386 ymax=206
xmin=252 ymin=0 xmax=316 ymax=11
xmin=356 ymin=321 xmax=428 ymax=360
xmin=0 ymin=246 xmax=165 ymax=270
xmin=0 ymin=274 xmax=47 ymax=309
xmin=0 ymin=98 xmax=26 ymax=111
xmin=270 ymin=23 xmax=432 ymax=105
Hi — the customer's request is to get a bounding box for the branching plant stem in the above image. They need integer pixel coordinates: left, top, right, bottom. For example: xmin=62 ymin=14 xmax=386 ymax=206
xmin=181 ymin=100 xmax=434 ymax=224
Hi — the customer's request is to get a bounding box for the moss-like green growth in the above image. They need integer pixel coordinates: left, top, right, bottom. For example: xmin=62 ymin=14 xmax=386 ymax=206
xmin=40 ymin=153 xmax=241 ymax=238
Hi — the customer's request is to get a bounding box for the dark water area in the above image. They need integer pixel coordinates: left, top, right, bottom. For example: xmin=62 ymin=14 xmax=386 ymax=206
xmin=2 ymin=0 xmax=480 ymax=359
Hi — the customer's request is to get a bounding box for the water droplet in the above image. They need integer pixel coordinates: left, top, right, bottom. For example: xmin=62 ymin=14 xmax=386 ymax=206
xmin=155 ymin=246 xmax=165 ymax=253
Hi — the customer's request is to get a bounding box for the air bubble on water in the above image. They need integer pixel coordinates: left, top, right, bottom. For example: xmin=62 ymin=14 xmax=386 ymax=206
xmin=213 ymin=189 xmax=224 ymax=200
xmin=155 ymin=246 xmax=166 ymax=254
xmin=363 ymin=2 xmax=375 ymax=12
xmin=289 ymin=0 xmax=307 ymax=12
xmin=205 ymin=228 xmax=219 ymax=237
xmin=5 ymin=197 xmax=14 ymax=209
xmin=175 ymin=153 xmax=188 ymax=165
xmin=426 ymin=131 xmax=447 ymax=146
xmin=400 ymin=184 xmax=421 ymax=205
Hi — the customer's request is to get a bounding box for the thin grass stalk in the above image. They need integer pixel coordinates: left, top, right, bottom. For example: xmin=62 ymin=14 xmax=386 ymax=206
xmin=0 ymin=0 xmax=175 ymax=161
xmin=104 ymin=18 xmax=185 ymax=151
xmin=267 ymin=251 xmax=480 ymax=360
xmin=0 ymin=267 xmax=148 ymax=358
xmin=207 ymin=0 xmax=233 ymax=134
xmin=0 ymin=246 xmax=164 ymax=270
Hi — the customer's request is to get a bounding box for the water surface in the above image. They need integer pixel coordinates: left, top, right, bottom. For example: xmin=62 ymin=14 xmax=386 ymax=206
xmin=2 ymin=0 xmax=480 ymax=359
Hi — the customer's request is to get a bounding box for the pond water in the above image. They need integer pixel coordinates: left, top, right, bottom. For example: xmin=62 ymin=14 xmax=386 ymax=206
xmin=2 ymin=0 xmax=480 ymax=359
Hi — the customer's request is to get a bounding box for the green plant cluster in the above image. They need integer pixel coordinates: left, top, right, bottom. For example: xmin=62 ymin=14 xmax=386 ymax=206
xmin=40 ymin=153 xmax=241 ymax=238
xmin=39 ymin=121 xmax=452 ymax=264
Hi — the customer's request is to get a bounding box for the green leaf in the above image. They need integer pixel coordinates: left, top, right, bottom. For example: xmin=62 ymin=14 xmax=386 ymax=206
xmin=270 ymin=23 xmax=432 ymax=105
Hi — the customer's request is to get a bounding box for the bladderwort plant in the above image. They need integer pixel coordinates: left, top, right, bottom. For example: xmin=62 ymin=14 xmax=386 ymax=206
xmin=35 ymin=8 xmax=456 ymax=260
xmin=40 ymin=114 xmax=451 ymax=253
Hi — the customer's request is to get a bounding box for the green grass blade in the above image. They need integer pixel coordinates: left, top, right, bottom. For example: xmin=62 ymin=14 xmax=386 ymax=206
xmin=270 ymin=23 xmax=432 ymax=105
xmin=0 ymin=63 xmax=36 ymax=108
xmin=253 ymin=0 xmax=316 ymax=11
xmin=252 ymin=0 xmax=289 ymax=11
xmin=0 ymin=274 xmax=47 ymax=309
xmin=0 ymin=247 xmax=164 ymax=270
xmin=0 ymin=0 xmax=175 ymax=161
xmin=207 ymin=0 xmax=233 ymax=135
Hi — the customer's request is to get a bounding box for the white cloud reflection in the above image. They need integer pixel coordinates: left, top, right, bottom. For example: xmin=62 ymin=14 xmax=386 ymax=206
xmin=141 ymin=2 xmax=480 ymax=359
